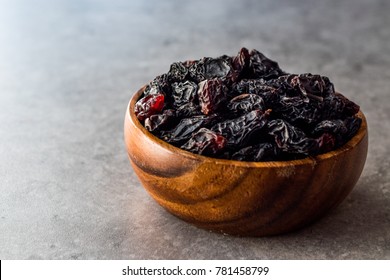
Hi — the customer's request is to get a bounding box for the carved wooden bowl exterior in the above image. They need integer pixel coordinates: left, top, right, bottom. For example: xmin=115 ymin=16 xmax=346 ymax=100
xmin=124 ymin=87 xmax=368 ymax=236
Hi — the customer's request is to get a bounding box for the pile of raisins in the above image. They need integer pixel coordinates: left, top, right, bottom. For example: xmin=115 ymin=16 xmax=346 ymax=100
xmin=134 ymin=48 xmax=361 ymax=161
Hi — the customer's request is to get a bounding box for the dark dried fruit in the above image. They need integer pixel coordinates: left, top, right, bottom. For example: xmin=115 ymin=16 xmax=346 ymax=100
xmin=232 ymin=47 xmax=250 ymax=73
xmin=230 ymin=47 xmax=251 ymax=82
xmin=274 ymin=95 xmax=322 ymax=127
xmin=249 ymin=49 xmax=285 ymax=79
xmin=171 ymin=81 xmax=198 ymax=107
xmin=144 ymin=109 xmax=176 ymax=133
xmin=135 ymin=48 xmax=361 ymax=161
xmin=198 ymin=78 xmax=228 ymax=115
xmin=176 ymin=102 xmax=202 ymax=118
xmin=161 ymin=114 xmax=218 ymax=144
xmin=168 ymin=62 xmax=188 ymax=82
xmin=344 ymin=116 xmax=362 ymax=140
xmin=181 ymin=128 xmax=227 ymax=156
xmin=135 ymin=93 xmax=165 ymax=122
xmin=232 ymin=79 xmax=280 ymax=106
xmin=189 ymin=57 xmax=232 ymax=83
xmin=282 ymin=73 xmax=335 ymax=102
xmin=312 ymin=119 xmax=348 ymax=137
xmin=211 ymin=110 xmax=270 ymax=148
xmin=316 ymin=133 xmax=336 ymax=153
xmin=228 ymin=94 xmax=265 ymax=114
xmin=268 ymin=119 xmax=318 ymax=155
xmin=143 ymin=74 xmax=171 ymax=97
xmin=322 ymin=92 xmax=360 ymax=119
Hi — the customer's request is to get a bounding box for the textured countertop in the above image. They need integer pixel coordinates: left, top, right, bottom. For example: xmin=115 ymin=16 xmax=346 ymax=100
xmin=1 ymin=0 xmax=389 ymax=259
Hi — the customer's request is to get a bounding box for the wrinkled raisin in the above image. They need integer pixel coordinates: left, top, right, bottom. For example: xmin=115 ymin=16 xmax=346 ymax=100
xmin=211 ymin=110 xmax=270 ymax=148
xmin=189 ymin=57 xmax=232 ymax=83
xmin=227 ymin=94 xmax=265 ymax=114
xmin=268 ymin=119 xmax=318 ymax=155
xmin=135 ymin=93 xmax=165 ymax=122
xmin=198 ymin=78 xmax=228 ymax=115
xmin=168 ymin=62 xmax=188 ymax=82
xmin=176 ymin=103 xmax=202 ymax=118
xmin=144 ymin=109 xmax=176 ymax=133
xmin=249 ymin=49 xmax=285 ymax=79
xmin=171 ymin=81 xmax=198 ymax=107
xmin=161 ymin=114 xmax=219 ymax=144
xmin=144 ymin=74 xmax=171 ymax=97
xmin=181 ymin=128 xmax=227 ymax=156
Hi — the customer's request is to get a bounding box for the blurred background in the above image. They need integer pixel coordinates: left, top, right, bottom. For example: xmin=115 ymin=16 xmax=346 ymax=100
xmin=0 ymin=0 xmax=389 ymax=259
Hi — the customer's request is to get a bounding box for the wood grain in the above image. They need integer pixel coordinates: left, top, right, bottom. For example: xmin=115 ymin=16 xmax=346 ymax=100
xmin=124 ymin=87 xmax=368 ymax=236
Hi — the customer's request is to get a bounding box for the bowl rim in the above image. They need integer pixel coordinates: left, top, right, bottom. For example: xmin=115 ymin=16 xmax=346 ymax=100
xmin=126 ymin=85 xmax=368 ymax=168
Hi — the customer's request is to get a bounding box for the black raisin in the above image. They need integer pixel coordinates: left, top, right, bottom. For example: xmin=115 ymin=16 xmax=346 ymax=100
xmin=171 ymin=81 xmax=198 ymax=107
xmin=268 ymin=119 xmax=318 ymax=155
xmin=198 ymin=78 xmax=228 ymax=115
xmin=168 ymin=62 xmax=188 ymax=82
xmin=211 ymin=109 xmax=270 ymax=148
xmin=161 ymin=114 xmax=219 ymax=144
xmin=249 ymin=49 xmax=285 ymax=79
xmin=144 ymin=109 xmax=176 ymax=133
xmin=227 ymin=94 xmax=265 ymax=114
xmin=189 ymin=57 xmax=232 ymax=83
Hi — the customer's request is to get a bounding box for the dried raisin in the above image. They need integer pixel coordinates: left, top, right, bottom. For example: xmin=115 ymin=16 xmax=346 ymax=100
xmin=134 ymin=48 xmax=361 ymax=161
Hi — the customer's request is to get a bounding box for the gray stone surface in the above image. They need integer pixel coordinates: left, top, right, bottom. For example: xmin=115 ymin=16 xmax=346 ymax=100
xmin=0 ymin=0 xmax=389 ymax=259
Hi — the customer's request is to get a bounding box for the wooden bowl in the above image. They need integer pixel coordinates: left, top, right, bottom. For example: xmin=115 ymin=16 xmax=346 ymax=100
xmin=124 ymin=87 xmax=368 ymax=236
